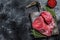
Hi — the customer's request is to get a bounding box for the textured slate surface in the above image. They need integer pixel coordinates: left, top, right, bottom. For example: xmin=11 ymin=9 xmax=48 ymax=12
xmin=0 ymin=0 xmax=60 ymax=40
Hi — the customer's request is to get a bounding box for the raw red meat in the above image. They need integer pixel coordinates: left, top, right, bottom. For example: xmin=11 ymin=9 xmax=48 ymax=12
xmin=32 ymin=11 xmax=55 ymax=36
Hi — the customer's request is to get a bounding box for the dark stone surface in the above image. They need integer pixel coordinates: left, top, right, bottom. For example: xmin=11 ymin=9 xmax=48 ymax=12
xmin=0 ymin=0 xmax=60 ymax=40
